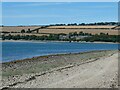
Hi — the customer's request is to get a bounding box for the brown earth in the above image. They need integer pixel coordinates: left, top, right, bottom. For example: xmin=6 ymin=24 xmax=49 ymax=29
xmin=46 ymin=25 xmax=115 ymax=29
xmin=40 ymin=29 xmax=118 ymax=35
xmin=1 ymin=25 xmax=119 ymax=36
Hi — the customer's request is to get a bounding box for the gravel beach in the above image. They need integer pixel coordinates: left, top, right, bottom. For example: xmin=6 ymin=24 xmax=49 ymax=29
xmin=1 ymin=50 xmax=118 ymax=89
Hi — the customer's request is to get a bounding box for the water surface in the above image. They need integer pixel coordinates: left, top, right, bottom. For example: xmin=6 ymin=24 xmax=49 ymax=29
xmin=2 ymin=41 xmax=118 ymax=62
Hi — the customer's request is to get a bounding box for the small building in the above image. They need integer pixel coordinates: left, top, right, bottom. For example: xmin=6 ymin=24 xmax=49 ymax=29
xmin=59 ymin=34 xmax=91 ymax=40
xmin=59 ymin=35 xmax=69 ymax=40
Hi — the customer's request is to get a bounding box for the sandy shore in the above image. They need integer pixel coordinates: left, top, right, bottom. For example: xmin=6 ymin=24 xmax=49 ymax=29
xmin=0 ymin=40 xmax=119 ymax=44
xmin=1 ymin=50 xmax=118 ymax=89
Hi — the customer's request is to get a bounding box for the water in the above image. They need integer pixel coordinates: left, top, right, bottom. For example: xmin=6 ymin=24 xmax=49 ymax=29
xmin=2 ymin=41 xmax=119 ymax=62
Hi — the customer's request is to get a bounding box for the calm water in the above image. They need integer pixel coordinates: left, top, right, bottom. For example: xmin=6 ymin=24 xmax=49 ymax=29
xmin=2 ymin=41 xmax=119 ymax=62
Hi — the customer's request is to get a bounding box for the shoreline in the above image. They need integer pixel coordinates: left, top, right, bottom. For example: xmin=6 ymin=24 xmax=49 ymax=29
xmin=1 ymin=50 xmax=118 ymax=88
xmin=0 ymin=40 xmax=119 ymax=44
xmin=2 ymin=50 xmax=109 ymax=64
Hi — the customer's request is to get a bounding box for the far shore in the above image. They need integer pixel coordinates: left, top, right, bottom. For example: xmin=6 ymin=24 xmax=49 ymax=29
xmin=0 ymin=40 xmax=119 ymax=44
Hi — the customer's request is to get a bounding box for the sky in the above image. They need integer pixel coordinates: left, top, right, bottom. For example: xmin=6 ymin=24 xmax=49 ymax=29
xmin=2 ymin=2 xmax=118 ymax=26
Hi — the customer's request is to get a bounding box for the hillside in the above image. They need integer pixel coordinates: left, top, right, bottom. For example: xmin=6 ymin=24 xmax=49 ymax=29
xmin=0 ymin=26 xmax=41 ymax=32
xmin=46 ymin=25 xmax=115 ymax=29
xmin=1 ymin=25 xmax=119 ymax=36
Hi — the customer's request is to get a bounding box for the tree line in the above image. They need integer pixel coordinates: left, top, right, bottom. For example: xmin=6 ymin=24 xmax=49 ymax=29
xmin=1 ymin=32 xmax=120 ymax=43
xmin=49 ymin=22 xmax=119 ymax=26
xmin=1 ymin=22 xmax=119 ymax=27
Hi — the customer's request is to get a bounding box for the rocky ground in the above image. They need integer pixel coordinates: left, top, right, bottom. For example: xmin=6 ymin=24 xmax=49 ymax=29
xmin=1 ymin=50 xmax=118 ymax=89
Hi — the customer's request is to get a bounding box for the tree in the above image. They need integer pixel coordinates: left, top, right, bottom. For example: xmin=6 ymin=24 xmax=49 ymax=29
xmin=79 ymin=31 xmax=84 ymax=36
xmin=73 ymin=32 xmax=78 ymax=36
xmin=21 ymin=29 xmax=25 ymax=33
xmin=80 ymin=23 xmax=85 ymax=25
xmin=26 ymin=29 xmax=31 ymax=33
